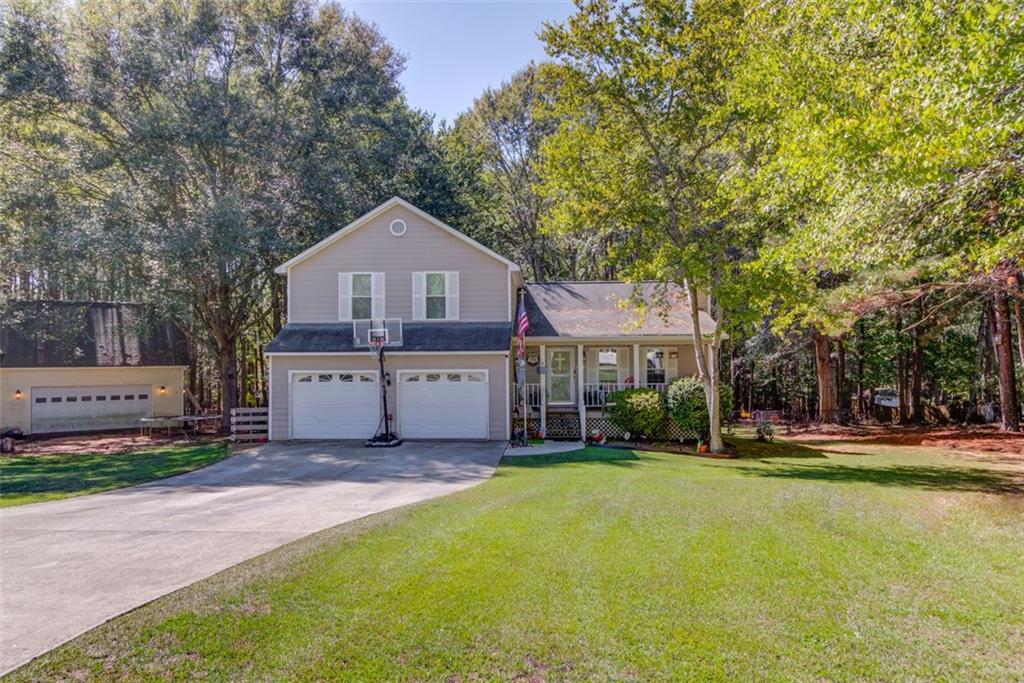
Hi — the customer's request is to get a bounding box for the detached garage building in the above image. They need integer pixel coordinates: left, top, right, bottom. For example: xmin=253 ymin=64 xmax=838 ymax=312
xmin=0 ymin=301 xmax=187 ymax=436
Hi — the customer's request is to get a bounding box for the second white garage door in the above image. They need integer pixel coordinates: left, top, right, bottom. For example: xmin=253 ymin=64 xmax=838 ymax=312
xmin=398 ymin=371 xmax=489 ymax=439
xmin=291 ymin=372 xmax=380 ymax=439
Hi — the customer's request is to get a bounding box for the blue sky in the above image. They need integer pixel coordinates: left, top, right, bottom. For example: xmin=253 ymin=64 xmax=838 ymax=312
xmin=340 ymin=1 xmax=575 ymax=126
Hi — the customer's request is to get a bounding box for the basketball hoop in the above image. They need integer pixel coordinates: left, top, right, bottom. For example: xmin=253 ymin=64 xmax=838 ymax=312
xmin=368 ymin=337 xmax=386 ymax=359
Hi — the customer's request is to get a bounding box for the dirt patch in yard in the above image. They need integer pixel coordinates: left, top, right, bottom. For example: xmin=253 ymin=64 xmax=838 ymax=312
xmin=782 ymin=424 xmax=1024 ymax=459
xmin=13 ymin=431 xmax=225 ymax=457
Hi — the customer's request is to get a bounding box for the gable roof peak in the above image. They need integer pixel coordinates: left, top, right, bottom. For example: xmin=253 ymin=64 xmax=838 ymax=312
xmin=274 ymin=197 xmax=520 ymax=274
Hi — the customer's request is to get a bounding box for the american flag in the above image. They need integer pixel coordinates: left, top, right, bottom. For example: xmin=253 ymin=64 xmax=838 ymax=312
xmin=516 ymin=293 xmax=530 ymax=358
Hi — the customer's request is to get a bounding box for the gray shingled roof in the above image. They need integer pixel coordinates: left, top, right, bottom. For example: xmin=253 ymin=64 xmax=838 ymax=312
xmin=524 ymin=282 xmax=716 ymax=338
xmin=0 ymin=301 xmax=188 ymax=368
xmin=265 ymin=322 xmax=512 ymax=353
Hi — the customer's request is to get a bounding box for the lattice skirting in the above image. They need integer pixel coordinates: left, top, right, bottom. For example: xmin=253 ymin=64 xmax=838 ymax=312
xmin=586 ymin=417 xmax=700 ymax=442
xmin=514 ymin=414 xmax=581 ymax=439
xmin=514 ymin=415 xmax=700 ymax=441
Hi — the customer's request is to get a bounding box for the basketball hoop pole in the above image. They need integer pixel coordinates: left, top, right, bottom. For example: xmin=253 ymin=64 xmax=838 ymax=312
xmin=377 ymin=344 xmax=392 ymax=439
xmin=366 ymin=339 xmax=402 ymax=447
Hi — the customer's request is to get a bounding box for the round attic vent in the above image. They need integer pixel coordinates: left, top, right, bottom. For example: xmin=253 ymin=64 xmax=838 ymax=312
xmin=389 ymin=219 xmax=407 ymax=236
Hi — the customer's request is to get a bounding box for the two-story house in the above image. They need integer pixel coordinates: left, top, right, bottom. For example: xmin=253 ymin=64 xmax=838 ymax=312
xmin=265 ymin=197 xmax=716 ymax=442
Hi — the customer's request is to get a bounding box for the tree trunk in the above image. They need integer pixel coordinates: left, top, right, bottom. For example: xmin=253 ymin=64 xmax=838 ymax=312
xmin=1015 ymin=295 xmax=1024 ymax=370
xmin=271 ymin=277 xmax=283 ymax=334
xmin=855 ymin=321 xmax=866 ymax=420
xmin=910 ymin=319 xmax=925 ymax=424
xmin=684 ymin=280 xmax=724 ymax=453
xmin=991 ymin=292 xmax=1020 ymax=431
xmin=812 ymin=330 xmax=838 ymax=424
xmin=217 ymin=341 xmax=239 ymax=432
xmin=836 ymin=335 xmax=847 ymax=420
xmin=897 ymin=348 xmax=909 ymax=424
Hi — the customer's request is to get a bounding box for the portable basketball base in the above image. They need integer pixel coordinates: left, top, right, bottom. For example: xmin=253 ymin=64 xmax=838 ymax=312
xmin=358 ymin=319 xmax=404 ymax=448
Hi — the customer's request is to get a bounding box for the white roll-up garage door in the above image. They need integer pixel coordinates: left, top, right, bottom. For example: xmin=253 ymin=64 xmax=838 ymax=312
xmin=31 ymin=385 xmax=152 ymax=434
xmin=291 ymin=371 xmax=380 ymax=439
xmin=398 ymin=371 xmax=489 ymax=439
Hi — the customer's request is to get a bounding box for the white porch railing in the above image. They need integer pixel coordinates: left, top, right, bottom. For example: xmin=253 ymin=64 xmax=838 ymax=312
xmin=583 ymin=383 xmax=630 ymax=407
xmin=523 ymin=382 xmax=671 ymax=410
xmin=519 ymin=383 xmax=544 ymax=407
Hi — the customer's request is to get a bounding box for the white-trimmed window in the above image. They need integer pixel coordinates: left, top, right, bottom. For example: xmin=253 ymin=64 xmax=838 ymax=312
xmin=412 ymin=271 xmax=459 ymax=320
xmin=646 ymin=348 xmax=666 ymax=385
xmin=339 ymin=272 xmax=385 ymax=320
xmin=598 ymin=348 xmax=619 ymax=384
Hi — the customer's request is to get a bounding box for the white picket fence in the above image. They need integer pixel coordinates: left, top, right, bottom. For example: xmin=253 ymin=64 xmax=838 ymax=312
xmin=230 ymin=407 xmax=268 ymax=443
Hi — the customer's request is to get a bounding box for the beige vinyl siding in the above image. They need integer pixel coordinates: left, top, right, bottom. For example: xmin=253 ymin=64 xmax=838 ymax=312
xmin=269 ymin=353 xmax=509 ymax=441
xmin=0 ymin=366 xmax=185 ymax=435
xmin=288 ymin=205 xmax=510 ymax=323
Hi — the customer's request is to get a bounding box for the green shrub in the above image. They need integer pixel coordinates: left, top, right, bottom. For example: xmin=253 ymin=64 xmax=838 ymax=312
xmin=606 ymin=388 xmax=667 ymax=439
xmin=667 ymin=377 xmax=733 ymax=440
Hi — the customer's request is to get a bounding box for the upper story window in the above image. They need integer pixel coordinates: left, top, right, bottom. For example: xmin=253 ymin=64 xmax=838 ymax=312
xmin=413 ymin=272 xmax=459 ymax=320
xmin=426 ymin=273 xmax=446 ymax=319
xmin=339 ymin=272 xmax=384 ymax=320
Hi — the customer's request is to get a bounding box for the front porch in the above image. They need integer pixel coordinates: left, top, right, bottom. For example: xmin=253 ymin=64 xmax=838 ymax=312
xmin=513 ymin=342 xmax=700 ymax=440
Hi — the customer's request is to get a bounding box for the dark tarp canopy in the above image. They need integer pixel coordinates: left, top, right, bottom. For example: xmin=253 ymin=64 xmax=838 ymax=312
xmin=0 ymin=301 xmax=188 ymax=368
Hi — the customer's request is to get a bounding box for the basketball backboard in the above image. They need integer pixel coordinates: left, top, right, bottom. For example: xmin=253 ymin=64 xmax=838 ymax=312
xmin=353 ymin=318 xmax=403 ymax=348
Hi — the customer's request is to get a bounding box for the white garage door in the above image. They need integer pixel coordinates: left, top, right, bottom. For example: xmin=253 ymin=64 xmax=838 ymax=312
xmin=398 ymin=371 xmax=489 ymax=439
xmin=291 ymin=372 xmax=380 ymax=439
xmin=31 ymin=385 xmax=152 ymax=434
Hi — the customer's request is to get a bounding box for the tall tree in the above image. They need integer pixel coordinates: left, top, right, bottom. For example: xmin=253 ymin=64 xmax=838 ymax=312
xmin=2 ymin=0 xmax=453 ymax=426
xmin=539 ymin=0 xmax=754 ymax=453
xmin=734 ymin=0 xmax=1023 ymax=429
xmin=443 ymin=65 xmax=562 ymax=281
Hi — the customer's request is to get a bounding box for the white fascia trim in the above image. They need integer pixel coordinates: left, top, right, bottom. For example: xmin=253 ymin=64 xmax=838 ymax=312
xmin=265 ymin=350 xmax=511 ymax=356
xmin=274 ymin=197 xmax=521 ymax=274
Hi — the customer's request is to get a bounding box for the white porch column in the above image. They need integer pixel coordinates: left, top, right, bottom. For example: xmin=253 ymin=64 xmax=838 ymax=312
xmin=632 ymin=343 xmax=641 ymax=387
xmin=576 ymin=344 xmax=586 ymax=439
xmin=539 ymin=344 xmax=547 ymax=436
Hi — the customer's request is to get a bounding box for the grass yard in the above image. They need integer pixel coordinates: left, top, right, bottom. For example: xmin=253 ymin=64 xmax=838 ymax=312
xmin=9 ymin=438 xmax=1024 ymax=680
xmin=0 ymin=441 xmax=231 ymax=507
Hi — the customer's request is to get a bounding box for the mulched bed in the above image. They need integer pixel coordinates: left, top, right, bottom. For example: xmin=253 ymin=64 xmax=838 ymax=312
xmin=782 ymin=424 xmax=1024 ymax=457
xmin=12 ymin=431 xmax=226 ymax=457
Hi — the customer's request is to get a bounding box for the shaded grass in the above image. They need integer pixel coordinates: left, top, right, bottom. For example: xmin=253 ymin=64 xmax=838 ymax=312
xmin=0 ymin=442 xmax=231 ymax=507
xmin=9 ymin=439 xmax=1024 ymax=681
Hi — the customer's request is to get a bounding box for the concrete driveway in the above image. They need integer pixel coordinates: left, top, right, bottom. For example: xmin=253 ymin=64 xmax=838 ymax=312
xmin=0 ymin=440 xmax=504 ymax=674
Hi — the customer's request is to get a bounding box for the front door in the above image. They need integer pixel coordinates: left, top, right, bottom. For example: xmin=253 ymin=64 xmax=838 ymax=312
xmin=547 ymin=348 xmax=574 ymax=404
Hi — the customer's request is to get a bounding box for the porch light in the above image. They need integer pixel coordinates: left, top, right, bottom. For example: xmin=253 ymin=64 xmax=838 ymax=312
xmin=14 ymin=389 xmax=22 ymax=400
xmin=158 ymin=385 xmax=167 ymax=395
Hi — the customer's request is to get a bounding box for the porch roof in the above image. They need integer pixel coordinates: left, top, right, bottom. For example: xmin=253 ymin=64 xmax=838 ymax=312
xmin=523 ymin=282 xmax=716 ymax=339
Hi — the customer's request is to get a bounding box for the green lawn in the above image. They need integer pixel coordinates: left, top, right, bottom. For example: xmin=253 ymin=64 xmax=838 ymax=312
xmin=9 ymin=439 xmax=1024 ymax=681
xmin=0 ymin=442 xmax=231 ymax=507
